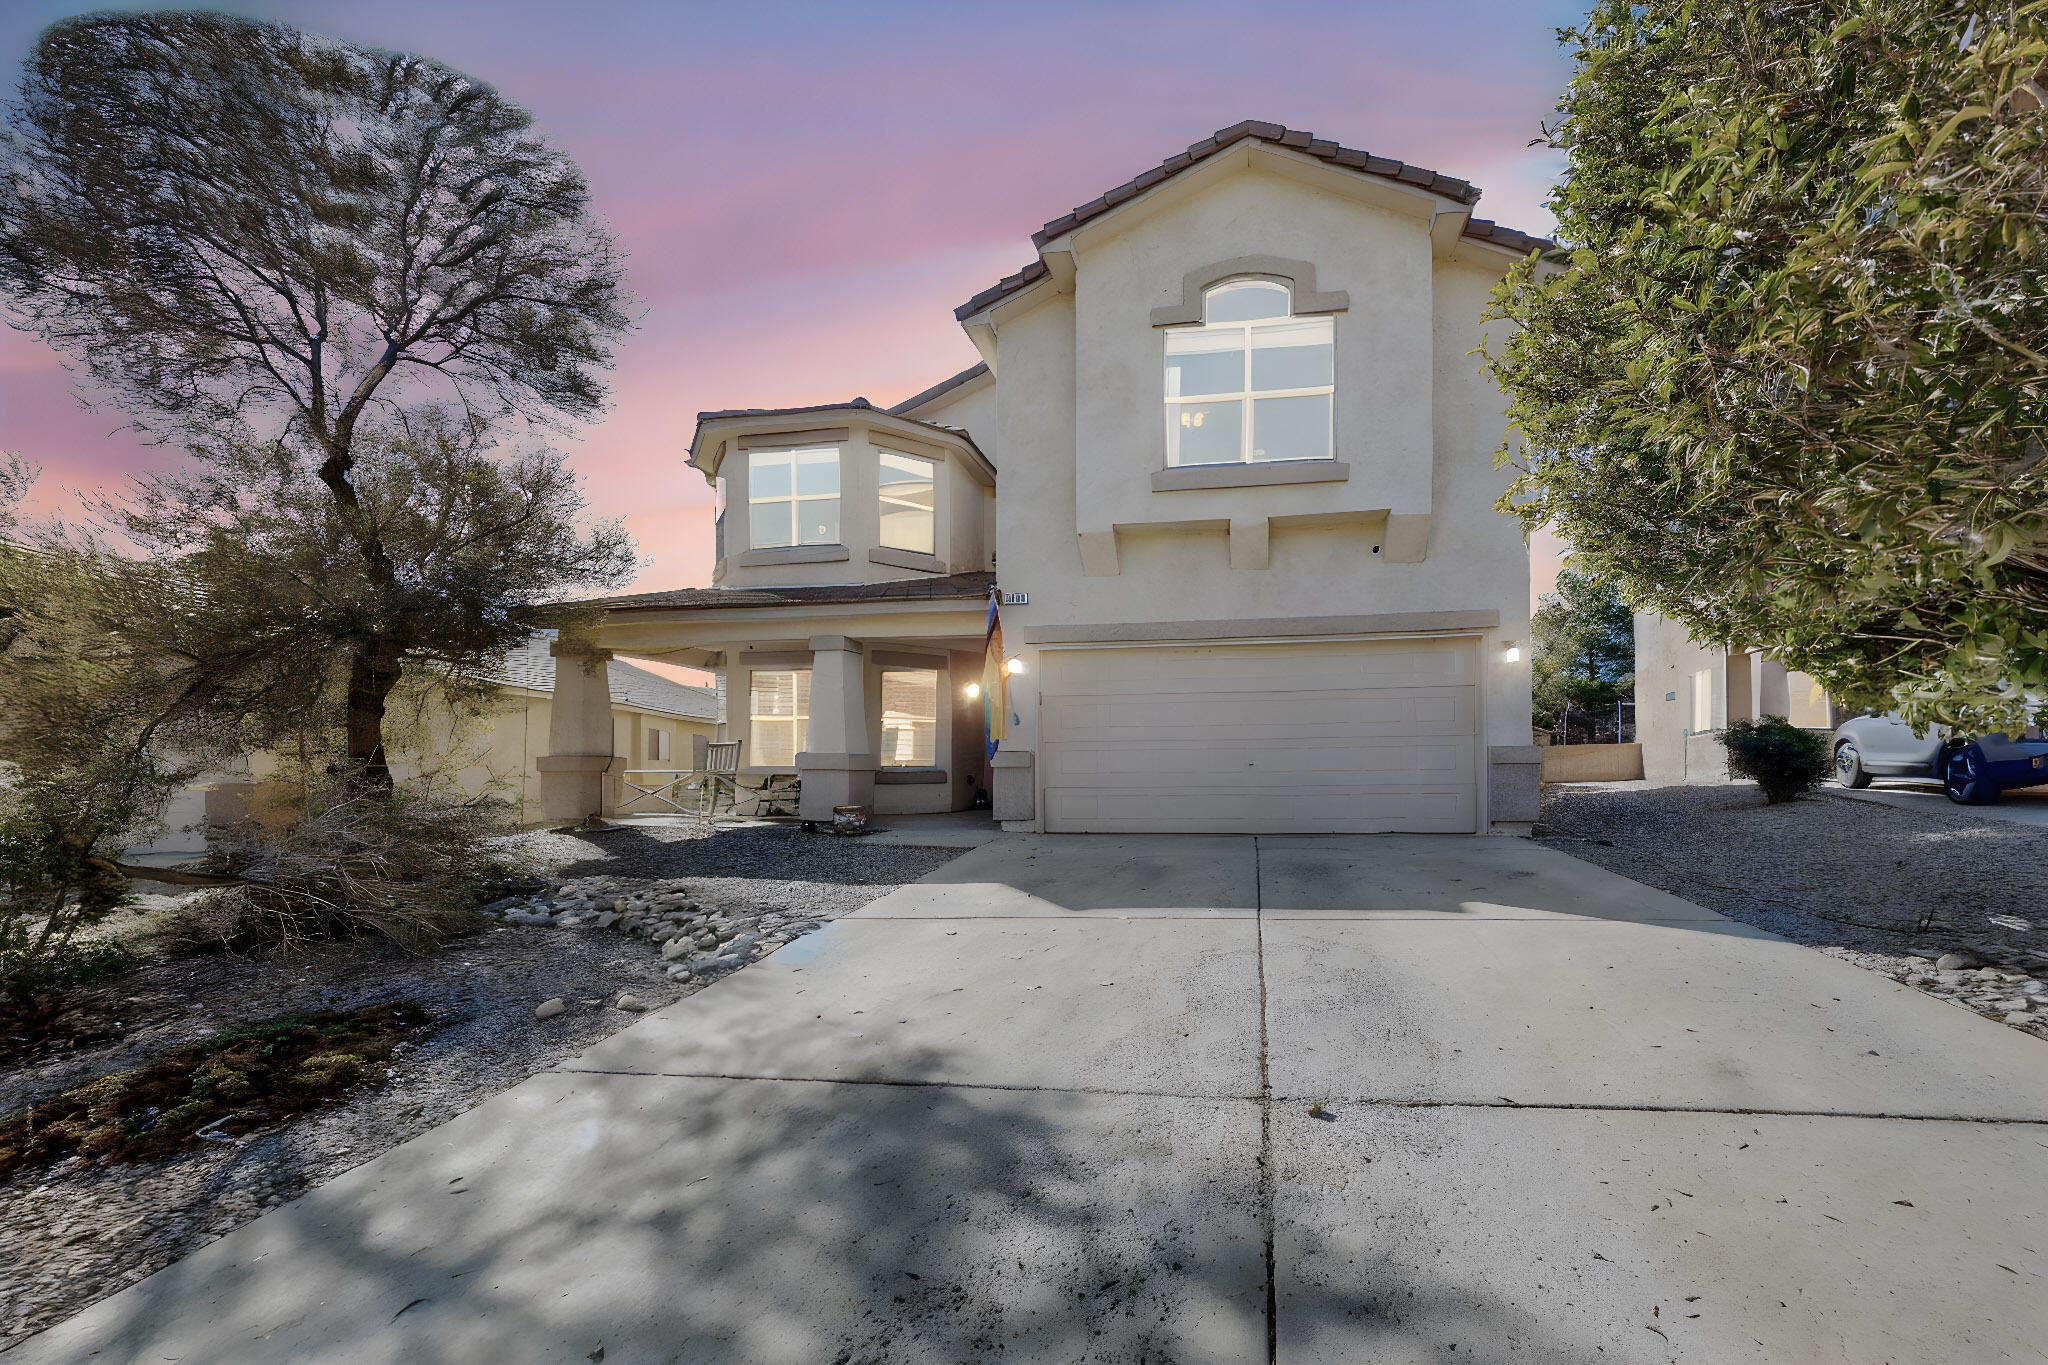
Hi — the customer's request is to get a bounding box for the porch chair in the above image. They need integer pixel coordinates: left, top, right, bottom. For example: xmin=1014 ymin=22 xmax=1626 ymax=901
xmin=692 ymin=740 xmax=743 ymax=817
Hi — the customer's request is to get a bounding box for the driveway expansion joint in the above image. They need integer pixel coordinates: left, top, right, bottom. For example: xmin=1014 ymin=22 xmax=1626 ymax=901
xmin=1270 ymin=1095 xmax=2048 ymax=1125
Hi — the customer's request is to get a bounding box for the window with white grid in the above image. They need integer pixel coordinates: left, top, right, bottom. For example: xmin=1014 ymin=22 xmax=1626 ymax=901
xmin=749 ymin=670 xmax=810 ymax=767
xmin=878 ymin=669 xmax=938 ymax=767
xmin=1164 ymin=279 xmax=1334 ymax=467
xmin=748 ymin=447 xmax=840 ymax=549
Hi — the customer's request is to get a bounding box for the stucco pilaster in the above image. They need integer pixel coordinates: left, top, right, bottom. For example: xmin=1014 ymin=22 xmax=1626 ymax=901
xmin=539 ymin=642 xmax=617 ymax=822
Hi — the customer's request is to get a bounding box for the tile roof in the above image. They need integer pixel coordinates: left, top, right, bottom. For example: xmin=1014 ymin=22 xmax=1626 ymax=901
xmin=488 ymin=635 xmax=718 ymax=720
xmin=600 ymin=570 xmax=996 ymax=612
xmin=887 ymin=362 xmax=991 ymax=416
xmin=955 ymin=119 xmax=1558 ymax=320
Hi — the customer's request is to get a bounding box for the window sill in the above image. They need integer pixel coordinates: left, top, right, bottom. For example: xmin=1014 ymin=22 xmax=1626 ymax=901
xmin=869 ymin=546 xmax=948 ymax=574
xmin=876 ymin=768 xmax=947 ymax=785
xmin=738 ymin=544 xmax=851 ymax=567
xmin=1151 ymin=459 xmax=1349 ymax=492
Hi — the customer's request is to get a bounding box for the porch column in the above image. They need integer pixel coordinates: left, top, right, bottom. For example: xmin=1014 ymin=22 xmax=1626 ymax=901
xmin=537 ymin=641 xmax=618 ymax=823
xmin=797 ymin=635 xmax=876 ymax=820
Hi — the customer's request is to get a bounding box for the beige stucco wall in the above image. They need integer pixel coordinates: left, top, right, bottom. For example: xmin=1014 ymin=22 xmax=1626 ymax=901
xmin=702 ymin=420 xmax=994 ymax=591
xmin=904 ymin=371 xmax=997 ymax=460
xmin=394 ymin=690 xmax=712 ymax=824
xmin=1541 ymin=742 xmax=1645 ymax=783
xmin=1635 ymin=612 xmax=1833 ymax=784
xmin=1071 ymin=167 xmax=1435 ymax=540
xmin=981 ymin=157 xmax=1532 ymax=829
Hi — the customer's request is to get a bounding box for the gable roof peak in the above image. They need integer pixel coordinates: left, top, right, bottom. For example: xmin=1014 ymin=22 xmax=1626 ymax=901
xmin=957 ymin=120 xmax=1549 ymax=321
xmin=1025 ymin=119 xmax=1484 ymax=253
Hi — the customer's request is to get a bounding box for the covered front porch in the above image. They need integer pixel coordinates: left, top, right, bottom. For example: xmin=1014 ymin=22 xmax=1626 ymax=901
xmin=537 ymin=574 xmax=999 ymax=825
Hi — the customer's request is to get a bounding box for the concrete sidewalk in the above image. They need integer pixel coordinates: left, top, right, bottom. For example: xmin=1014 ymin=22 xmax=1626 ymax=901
xmin=13 ymin=835 xmax=2048 ymax=1362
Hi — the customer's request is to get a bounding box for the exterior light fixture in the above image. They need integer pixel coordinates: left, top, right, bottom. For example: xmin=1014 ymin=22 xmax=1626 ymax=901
xmin=1503 ymin=642 xmax=1522 ymax=663
xmin=1005 ymin=657 xmax=1027 ymax=676
xmin=964 ymin=682 xmax=982 ymax=699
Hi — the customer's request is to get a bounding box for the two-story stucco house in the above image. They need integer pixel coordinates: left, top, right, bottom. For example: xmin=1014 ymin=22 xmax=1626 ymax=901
xmin=538 ymin=121 xmax=1551 ymax=834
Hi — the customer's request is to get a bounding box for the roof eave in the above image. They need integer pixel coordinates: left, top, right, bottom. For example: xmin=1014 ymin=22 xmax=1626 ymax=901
xmin=687 ymin=404 xmax=995 ymax=483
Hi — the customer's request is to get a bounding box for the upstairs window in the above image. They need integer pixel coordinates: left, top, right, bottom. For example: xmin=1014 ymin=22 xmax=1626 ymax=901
xmin=879 ymin=668 xmax=939 ymax=767
xmin=749 ymin=670 xmax=810 ymax=767
xmin=1164 ymin=279 xmax=1334 ymax=466
xmin=878 ymin=452 xmax=936 ymax=555
xmin=712 ymin=475 xmax=727 ymax=563
xmin=749 ymin=447 xmax=840 ymax=548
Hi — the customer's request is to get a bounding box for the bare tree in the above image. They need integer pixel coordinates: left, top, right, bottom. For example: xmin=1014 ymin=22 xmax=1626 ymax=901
xmin=0 ymin=12 xmax=632 ymax=785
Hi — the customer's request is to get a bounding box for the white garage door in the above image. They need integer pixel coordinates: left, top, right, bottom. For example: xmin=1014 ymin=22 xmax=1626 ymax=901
xmin=1039 ymin=637 xmax=1478 ymax=834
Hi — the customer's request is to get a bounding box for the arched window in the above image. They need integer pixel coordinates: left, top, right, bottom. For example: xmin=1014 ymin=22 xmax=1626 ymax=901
xmin=1163 ymin=278 xmax=1334 ymax=467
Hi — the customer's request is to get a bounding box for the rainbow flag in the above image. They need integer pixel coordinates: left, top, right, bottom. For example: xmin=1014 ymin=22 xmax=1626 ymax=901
xmin=984 ymin=587 xmax=1005 ymax=758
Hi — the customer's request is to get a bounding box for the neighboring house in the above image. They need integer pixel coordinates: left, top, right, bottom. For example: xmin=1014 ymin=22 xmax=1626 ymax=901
xmin=540 ymin=121 xmax=1550 ymax=834
xmin=1633 ymin=612 xmax=1835 ymax=784
xmin=132 ymin=637 xmax=717 ymax=853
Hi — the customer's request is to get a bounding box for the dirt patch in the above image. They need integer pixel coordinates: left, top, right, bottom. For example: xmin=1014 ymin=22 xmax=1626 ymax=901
xmin=0 ymin=1001 xmax=430 ymax=1179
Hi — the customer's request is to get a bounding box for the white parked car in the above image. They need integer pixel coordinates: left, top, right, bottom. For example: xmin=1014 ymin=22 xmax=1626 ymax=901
xmin=1831 ymin=712 xmax=2048 ymax=804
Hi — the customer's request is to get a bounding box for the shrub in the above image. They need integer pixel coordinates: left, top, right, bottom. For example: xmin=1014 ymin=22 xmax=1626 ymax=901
xmin=0 ymin=777 xmax=150 ymax=1016
xmin=1721 ymin=715 xmax=1831 ymax=804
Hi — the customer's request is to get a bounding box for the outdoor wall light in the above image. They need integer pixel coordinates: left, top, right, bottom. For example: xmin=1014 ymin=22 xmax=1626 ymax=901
xmin=1005 ymin=657 xmax=1027 ymax=676
xmin=1503 ymin=641 xmax=1522 ymax=663
xmin=964 ymin=682 xmax=982 ymax=699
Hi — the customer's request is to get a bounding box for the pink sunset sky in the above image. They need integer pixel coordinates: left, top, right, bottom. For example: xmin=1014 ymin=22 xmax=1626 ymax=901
xmin=0 ymin=0 xmax=1576 ymax=630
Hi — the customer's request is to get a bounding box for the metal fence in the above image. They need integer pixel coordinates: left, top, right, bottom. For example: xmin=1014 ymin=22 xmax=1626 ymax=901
xmin=1552 ymin=699 xmax=1635 ymax=745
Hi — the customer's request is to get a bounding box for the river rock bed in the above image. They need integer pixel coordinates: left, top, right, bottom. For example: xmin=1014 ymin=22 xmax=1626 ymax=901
xmin=480 ymin=874 xmax=827 ymax=993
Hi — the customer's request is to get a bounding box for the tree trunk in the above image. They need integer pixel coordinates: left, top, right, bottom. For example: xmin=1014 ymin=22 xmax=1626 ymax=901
xmin=344 ymin=633 xmax=406 ymax=792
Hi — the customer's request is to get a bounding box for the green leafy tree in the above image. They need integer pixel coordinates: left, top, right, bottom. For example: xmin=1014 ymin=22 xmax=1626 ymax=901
xmin=1485 ymin=0 xmax=2048 ymax=736
xmin=0 ymin=11 xmax=632 ymax=786
xmin=1531 ymin=569 xmax=1635 ymax=735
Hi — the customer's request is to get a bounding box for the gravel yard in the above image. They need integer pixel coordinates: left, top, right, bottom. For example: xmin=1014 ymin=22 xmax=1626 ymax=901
xmin=1538 ymin=782 xmax=2048 ymax=1040
xmin=0 ymin=821 xmax=960 ymax=1351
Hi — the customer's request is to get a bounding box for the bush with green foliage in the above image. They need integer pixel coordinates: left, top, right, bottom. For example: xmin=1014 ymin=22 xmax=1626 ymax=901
xmin=1485 ymin=0 xmax=2048 ymax=737
xmin=1721 ymin=716 xmax=1833 ymax=803
xmin=0 ymin=765 xmax=158 ymax=1015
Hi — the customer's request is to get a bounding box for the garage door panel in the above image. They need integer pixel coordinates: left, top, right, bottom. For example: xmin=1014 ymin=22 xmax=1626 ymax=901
xmin=1044 ymin=736 xmax=1477 ymax=782
xmin=1046 ymin=687 xmax=1473 ymax=744
xmin=1043 ymin=785 xmax=1476 ymax=835
xmin=1039 ymin=640 xmax=1479 ymax=835
xmin=1043 ymin=641 xmax=1475 ymax=696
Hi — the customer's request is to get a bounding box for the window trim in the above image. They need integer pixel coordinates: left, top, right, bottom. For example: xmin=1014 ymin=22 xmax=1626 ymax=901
xmin=747 ymin=445 xmax=841 ymax=551
xmin=1163 ymin=277 xmax=1334 ymax=468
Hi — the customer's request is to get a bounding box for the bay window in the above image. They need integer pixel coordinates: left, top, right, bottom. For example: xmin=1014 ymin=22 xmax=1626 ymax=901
xmin=1164 ymin=279 xmax=1334 ymax=466
xmin=748 ymin=446 xmax=840 ymax=549
xmin=749 ymin=670 xmax=810 ymax=767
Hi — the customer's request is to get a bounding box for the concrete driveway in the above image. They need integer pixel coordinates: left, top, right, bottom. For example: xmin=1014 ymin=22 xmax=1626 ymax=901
xmin=14 ymin=836 xmax=2048 ymax=1363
